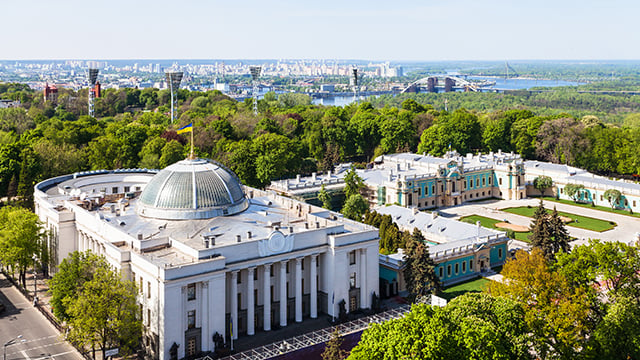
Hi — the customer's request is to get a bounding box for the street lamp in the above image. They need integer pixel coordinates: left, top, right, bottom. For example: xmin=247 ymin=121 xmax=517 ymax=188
xmin=32 ymin=254 xmax=39 ymax=306
xmin=4 ymin=335 xmax=24 ymax=360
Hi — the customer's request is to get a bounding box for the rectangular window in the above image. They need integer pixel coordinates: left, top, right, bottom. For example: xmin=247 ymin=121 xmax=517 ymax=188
xmin=349 ymin=250 xmax=356 ymax=265
xmin=462 ymin=261 xmax=466 ymax=272
xmin=431 ymin=185 xmax=435 ymax=195
xmin=455 ymin=263 xmax=459 ymax=274
xmin=350 ymin=273 xmax=356 ymax=289
xmin=187 ymin=310 xmax=196 ymax=329
xmin=498 ymin=248 xmax=503 ymax=259
xmin=634 ymin=200 xmax=637 ymax=207
xmin=418 ymin=187 xmax=422 ymax=196
xmin=482 ymin=177 xmax=486 ymax=186
xmin=489 ymin=177 xmax=492 ymax=185
xmin=147 ymin=281 xmax=151 ymax=298
xmin=440 ymin=185 xmax=444 ymax=192
xmin=139 ymin=278 xmax=143 ymax=293
xmin=124 ymin=186 xmax=130 ymax=193
xmin=147 ymin=309 xmax=151 ymax=326
xmin=135 ymin=186 xmax=141 ymax=191
xmin=600 ymin=195 xmax=604 ymax=201
xmin=187 ymin=283 xmax=196 ymax=301
xmin=470 ymin=260 xmax=473 ymax=271
xmin=447 ymin=265 xmax=451 ymax=276
xmin=499 ymin=178 xmax=502 ymax=185
xmin=112 ymin=186 xmax=118 ymax=194
xmin=560 ymin=188 xmax=563 ymax=194
xmin=439 ymin=267 xmax=443 ymax=278
xmin=464 ymin=180 xmax=467 ymax=189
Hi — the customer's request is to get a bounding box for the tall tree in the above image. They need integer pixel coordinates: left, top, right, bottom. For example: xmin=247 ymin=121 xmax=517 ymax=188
xmin=528 ymin=200 xmax=554 ymax=261
xmin=548 ymin=207 xmax=571 ymax=256
xmin=321 ymin=328 xmax=347 ymax=360
xmin=489 ymin=249 xmax=590 ymax=360
xmin=348 ymin=293 xmax=531 ymax=360
xmin=66 ymin=265 xmax=141 ymax=359
xmin=603 ymin=189 xmax=622 ymax=209
xmin=0 ymin=206 xmax=43 ymax=287
xmin=403 ymin=229 xmax=440 ymax=300
xmin=318 ymin=184 xmax=331 ymax=210
xmin=533 ymin=175 xmax=553 ymax=196
xmin=49 ymin=251 xmax=110 ymax=321
xmin=341 ymin=194 xmax=368 ymax=221
xmin=343 ymin=167 xmax=365 ymax=199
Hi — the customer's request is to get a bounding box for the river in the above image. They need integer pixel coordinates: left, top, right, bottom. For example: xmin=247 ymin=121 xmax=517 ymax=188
xmin=311 ymin=77 xmax=585 ymax=106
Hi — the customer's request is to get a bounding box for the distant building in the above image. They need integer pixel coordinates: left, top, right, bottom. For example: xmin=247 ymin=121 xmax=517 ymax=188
xmin=320 ymin=84 xmax=335 ymax=92
xmin=525 ymin=160 xmax=640 ymax=212
xmin=269 ymin=151 xmax=527 ymax=210
xmin=43 ymin=83 xmax=58 ymax=103
xmin=35 ymin=158 xmax=379 ymax=360
xmin=0 ymin=99 xmax=21 ymax=108
xmin=376 ymin=205 xmax=508 ymax=295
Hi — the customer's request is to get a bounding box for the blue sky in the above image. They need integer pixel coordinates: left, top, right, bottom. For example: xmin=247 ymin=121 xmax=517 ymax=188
xmin=3 ymin=0 xmax=638 ymax=60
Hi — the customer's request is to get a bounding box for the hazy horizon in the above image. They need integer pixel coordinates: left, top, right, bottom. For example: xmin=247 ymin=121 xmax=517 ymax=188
xmin=3 ymin=0 xmax=639 ymax=61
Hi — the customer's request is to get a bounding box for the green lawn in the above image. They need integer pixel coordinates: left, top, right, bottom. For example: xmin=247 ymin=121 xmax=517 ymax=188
xmin=535 ymin=196 xmax=640 ymax=219
xmin=459 ymin=215 xmax=532 ymax=242
xmin=502 ymin=206 xmax=616 ymax=232
xmin=438 ymin=277 xmax=490 ymax=301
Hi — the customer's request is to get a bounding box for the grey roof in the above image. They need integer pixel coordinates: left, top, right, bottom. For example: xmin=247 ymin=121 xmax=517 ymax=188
xmin=375 ymin=205 xmax=502 ymax=244
xmin=137 ymin=158 xmax=248 ymax=220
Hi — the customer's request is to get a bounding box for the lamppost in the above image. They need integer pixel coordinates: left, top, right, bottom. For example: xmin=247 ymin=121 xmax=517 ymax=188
xmin=4 ymin=335 xmax=23 ymax=360
xmin=32 ymin=254 xmax=39 ymax=306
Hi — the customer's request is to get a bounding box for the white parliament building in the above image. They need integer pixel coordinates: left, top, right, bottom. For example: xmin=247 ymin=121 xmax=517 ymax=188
xmin=34 ymin=158 xmax=380 ymax=359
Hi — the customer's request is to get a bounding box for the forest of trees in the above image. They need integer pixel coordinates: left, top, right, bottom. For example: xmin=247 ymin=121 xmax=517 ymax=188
xmin=3 ymin=83 xmax=640 ymax=205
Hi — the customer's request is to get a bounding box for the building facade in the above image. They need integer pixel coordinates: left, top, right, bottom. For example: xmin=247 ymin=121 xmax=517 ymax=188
xmin=375 ymin=206 xmax=508 ymax=296
xmin=35 ymin=158 xmax=379 ymax=360
xmin=269 ymin=151 xmax=526 ymax=209
xmin=525 ymin=160 xmax=640 ymax=212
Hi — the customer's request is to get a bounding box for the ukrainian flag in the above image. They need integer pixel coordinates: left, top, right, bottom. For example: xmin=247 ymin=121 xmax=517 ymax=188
xmin=177 ymin=123 xmax=193 ymax=134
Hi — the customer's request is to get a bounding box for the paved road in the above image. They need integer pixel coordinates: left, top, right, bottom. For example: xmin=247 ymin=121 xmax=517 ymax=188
xmin=0 ymin=273 xmax=83 ymax=360
xmin=439 ymin=198 xmax=640 ymax=248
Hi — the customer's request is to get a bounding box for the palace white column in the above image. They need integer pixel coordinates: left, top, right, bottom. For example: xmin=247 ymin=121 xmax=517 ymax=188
xmin=310 ymin=255 xmax=318 ymax=319
xmin=201 ymin=281 xmax=209 ymax=351
xmin=263 ymin=264 xmax=271 ymax=331
xmin=247 ymin=267 xmax=255 ymax=335
xmin=295 ymin=258 xmax=302 ymax=322
xmin=230 ymin=271 xmax=238 ymax=340
xmin=360 ymin=249 xmax=367 ymax=309
xmin=279 ymin=260 xmax=287 ymax=327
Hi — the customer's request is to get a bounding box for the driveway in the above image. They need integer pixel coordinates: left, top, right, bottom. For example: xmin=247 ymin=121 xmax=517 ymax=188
xmin=438 ymin=198 xmax=640 ymax=248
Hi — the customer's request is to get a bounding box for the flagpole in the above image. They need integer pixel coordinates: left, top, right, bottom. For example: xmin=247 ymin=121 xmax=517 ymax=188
xmin=189 ymin=125 xmax=194 ymax=159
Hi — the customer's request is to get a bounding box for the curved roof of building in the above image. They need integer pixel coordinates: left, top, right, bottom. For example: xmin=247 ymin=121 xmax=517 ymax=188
xmin=137 ymin=158 xmax=248 ymax=220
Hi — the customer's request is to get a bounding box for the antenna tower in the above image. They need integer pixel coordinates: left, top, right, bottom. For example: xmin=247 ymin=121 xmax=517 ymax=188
xmin=166 ymin=72 xmax=184 ymax=123
xmin=351 ymin=68 xmax=359 ymax=104
xmin=87 ymin=68 xmax=99 ymax=117
xmin=249 ymin=66 xmax=262 ymax=115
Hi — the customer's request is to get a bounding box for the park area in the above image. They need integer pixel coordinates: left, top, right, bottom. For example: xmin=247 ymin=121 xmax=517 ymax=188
xmin=460 ymin=214 xmax=532 ymax=242
xmin=439 ymin=277 xmax=490 ymax=301
xmin=502 ymin=206 xmax=616 ymax=232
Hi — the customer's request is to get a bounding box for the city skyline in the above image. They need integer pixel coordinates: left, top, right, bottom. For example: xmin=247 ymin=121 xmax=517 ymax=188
xmin=3 ymin=0 xmax=639 ymax=61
